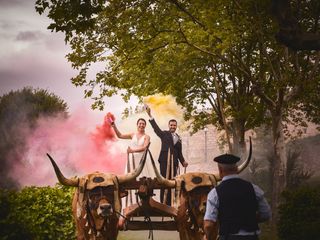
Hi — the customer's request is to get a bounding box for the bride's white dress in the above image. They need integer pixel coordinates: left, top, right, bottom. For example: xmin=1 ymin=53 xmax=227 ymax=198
xmin=124 ymin=134 xmax=153 ymax=178
xmin=122 ymin=134 xmax=155 ymax=209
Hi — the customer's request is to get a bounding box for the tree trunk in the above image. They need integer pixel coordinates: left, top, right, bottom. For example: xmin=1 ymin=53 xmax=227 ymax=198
xmin=231 ymin=119 xmax=246 ymax=156
xmin=270 ymin=110 xmax=287 ymax=226
xmin=212 ymin=67 xmax=233 ymax=153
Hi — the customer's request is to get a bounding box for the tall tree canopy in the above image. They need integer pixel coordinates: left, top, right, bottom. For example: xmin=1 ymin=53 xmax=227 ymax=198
xmin=0 ymin=88 xmax=68 ymax=188
xmin=35 ymin=0 xmax=272 ymax=152
xmin=35 ymin=0 xmax=319 ymax=145
xmin=36 ymin=0 xmax=320 ymax=225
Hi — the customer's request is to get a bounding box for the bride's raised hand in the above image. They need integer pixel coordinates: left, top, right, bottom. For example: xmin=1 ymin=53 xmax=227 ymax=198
xmin=105 ymin=112 xmax=115 ymax=125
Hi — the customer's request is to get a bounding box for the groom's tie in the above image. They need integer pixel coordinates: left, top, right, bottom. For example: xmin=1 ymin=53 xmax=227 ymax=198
xmin=172 ymin=133 xmax=178 ymax=145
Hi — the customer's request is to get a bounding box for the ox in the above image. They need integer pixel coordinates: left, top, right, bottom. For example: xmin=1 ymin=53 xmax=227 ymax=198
xmin=47 ymin=150 xmax=147 ymax=240
xmin=151 ymin=138 xmax=252 ymax=240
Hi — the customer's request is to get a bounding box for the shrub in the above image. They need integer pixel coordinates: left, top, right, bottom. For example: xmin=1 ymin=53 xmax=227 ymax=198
xmin=0 ymin=185 xmax=75 ymax=240
xmin=278 ymin=186 xmax=320 ymax=240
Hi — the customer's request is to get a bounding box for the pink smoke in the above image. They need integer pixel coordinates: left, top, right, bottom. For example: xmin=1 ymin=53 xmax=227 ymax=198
xmin=9 ymin=109 xmax=126 ymax=187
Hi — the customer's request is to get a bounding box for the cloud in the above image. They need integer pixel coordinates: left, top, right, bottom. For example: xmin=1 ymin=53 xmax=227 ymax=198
xmin=0 ymin=19 xmax=14 ymax=30
xmin=0 ymin=27 xmax=80 ymax=110
xmin=0 ymin=0 xmax=29 ymax=8
xmin=0 ymin=0 xmax=137 ymax=115
xmin=16 ymin=30 xmax=43 ymax=41
xmin=0 ymin=38 xmax=73 ymax=79
xmin=0 ymin=0 xmax=74 ymax=91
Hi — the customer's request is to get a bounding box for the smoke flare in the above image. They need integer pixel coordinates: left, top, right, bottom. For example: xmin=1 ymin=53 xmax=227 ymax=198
xmin=9 ymin=108 xmax=126 ymax=187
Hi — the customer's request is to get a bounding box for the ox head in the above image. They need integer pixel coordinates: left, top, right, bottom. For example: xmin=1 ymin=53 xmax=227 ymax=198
xmin=177 ymin=138 xmax=252 ymax=237
xmin=151 ymin=137 xmax=252 ymax=191
xmin=47 ymin=149 xmax=148 ymax=239
xmin=177 ymin=173 xmax=218 ymax=233
xmin=150 ymin=138 xmax=252 ymax=239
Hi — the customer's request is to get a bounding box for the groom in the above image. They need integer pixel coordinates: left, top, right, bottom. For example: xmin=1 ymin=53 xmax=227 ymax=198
xmin=146 ymin=106 xmax=188 ymax=205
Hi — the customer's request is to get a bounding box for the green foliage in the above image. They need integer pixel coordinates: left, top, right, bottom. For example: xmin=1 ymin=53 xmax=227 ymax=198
xmin=35 ymin=0 xmax=105 ymax=42
xmin=35 ymin=0 xmax=273 ymax=138
xmin=0 ymin=87 xmax=68 ymax=124
xmin=245 ymin=127 xmax=314 ymax=200
xmin=0 ymin=189 xmax=32 ymax=239
xmin=278 ymin=186 xmax=320 ymax=240
xmin=286 ymin=147 xmax=313 ymax=189
xmin=0 ymin=185 xmax=75 ymax=240
xmin=35 ymin=2 xmax=320 ymax=225
xmin=298 ymin=74 xmax=320 ymax=127
xmin=0 ymin=87 xmax=68 ymax=188
xmin=35 ymin=0 xmax=320 ymax=136
xmin=34 ymin=1 xmax=320 ymax=134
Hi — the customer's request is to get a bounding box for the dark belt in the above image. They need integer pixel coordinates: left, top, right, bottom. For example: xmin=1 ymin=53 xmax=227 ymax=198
xmin=219 ymin=235 xmax=259 ymax=240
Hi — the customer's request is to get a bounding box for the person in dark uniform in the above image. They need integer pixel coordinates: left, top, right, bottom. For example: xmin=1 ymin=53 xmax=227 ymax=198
xmin=203 ymin=154 xmax=271 ymax=240
xmin=146 ymin=106 xmax=188 ymax=205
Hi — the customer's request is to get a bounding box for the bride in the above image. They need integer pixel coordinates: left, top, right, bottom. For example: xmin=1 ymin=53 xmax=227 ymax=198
xmin=110 ymin=117 xmax=152 ymax=178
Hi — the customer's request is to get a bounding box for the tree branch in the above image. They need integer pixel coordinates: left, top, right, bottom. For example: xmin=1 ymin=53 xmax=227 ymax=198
xmin=252 ymin=78 xmax=276 ymax=109
xmin=168 ymin=0 xmax=207 ymax=30
xmin=271 ymin=0 xmax=320 ymax=50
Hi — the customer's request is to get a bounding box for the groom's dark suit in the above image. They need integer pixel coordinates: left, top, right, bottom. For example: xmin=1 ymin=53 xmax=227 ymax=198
xmin=149 ymin=118 xmax=185 ymax=205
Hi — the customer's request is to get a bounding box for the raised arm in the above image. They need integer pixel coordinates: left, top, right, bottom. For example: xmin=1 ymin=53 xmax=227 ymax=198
xmin=111 ymin=122 xmax=132 ymax=139
xmin=146 ymin=105 xmax=164 ymax=138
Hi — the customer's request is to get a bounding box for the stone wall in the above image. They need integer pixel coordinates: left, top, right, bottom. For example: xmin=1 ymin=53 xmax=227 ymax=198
xmin=179 ymin=122 xmax=320 ymax=175
xmin=180 ymin=125 xmax=222 ymax=173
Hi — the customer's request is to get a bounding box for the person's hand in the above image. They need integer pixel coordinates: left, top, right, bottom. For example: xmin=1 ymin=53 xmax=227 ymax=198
xmin=105 ymin=117 xmax=114 ymax=126
xmin=105 ymin=112 xmax=115 ymax=125
xmin=127 ymin=147 xmax=134 ymax=153
xmin=145 ymin=105 xmax=152 ymax=117
xmin=182 ymin=161 xmax=188 ymax=168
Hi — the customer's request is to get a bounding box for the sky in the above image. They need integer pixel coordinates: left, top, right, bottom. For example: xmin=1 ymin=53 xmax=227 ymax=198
xmin=0 ymin=0 xmax=192 ymax=187
xmin=0 ymin=0 xmax=136 ymax=118
xmin=0 ymin=0 xmax=155 ymax=187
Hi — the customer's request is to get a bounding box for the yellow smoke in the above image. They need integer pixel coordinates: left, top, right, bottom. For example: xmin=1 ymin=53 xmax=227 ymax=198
xmin=143 ymin=94 xmax=183 ymax=122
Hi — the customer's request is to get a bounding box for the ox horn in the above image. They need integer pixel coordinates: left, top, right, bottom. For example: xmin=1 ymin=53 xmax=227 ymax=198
xmin=149 ymin=148 xmax=175 ymax=188
xmin=47 ymin=153 xmax=79 ymax=187
xmin=237 ymin=136 xmax=252 ymax=173
xmin=117 ymin=144 xmax=149 ymax=183
xmin=211 ymin=137 xmax=252 ymax=182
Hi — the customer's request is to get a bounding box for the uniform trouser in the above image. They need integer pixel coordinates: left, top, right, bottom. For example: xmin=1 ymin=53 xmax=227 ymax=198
xmin=219 ymin=235 xmax=258 ymax=240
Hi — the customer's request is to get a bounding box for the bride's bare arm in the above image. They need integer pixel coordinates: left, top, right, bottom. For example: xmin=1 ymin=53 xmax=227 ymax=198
xmin=127 ymin=135 xmax=150 ymax=153
xmin=111 ymin=122 xmax=132 ymax=139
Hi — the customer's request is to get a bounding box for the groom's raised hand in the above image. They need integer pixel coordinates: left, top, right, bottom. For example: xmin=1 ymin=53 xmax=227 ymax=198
xmin=145 ymin=105 xmax=152 ymax=118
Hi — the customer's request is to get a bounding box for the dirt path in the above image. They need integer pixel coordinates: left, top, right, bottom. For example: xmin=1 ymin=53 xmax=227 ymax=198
xmin=117 ymin=216 xmax=179 ymax=240
xmin=118 ymin=230 xmax=179 ymax=240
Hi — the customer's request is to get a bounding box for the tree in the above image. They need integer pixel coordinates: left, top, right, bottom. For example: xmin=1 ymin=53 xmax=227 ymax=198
xmin=271 ymin=0 xmax=320 ymax=50
xmin=250 ymin=40 xmax=320 ymax=223
xmin=35 ymin=0 xmax=271 ymax=155
xmin=0 ymin=87 xmax=68 ymax=188
xmin=36 ymin=0 xmax=320 ymax=226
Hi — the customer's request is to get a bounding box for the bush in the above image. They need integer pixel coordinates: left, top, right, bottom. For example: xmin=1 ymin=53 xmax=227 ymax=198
xmin=0 ymin=185 xmax=75 ymax=240
xmin=0 ymin=88 xmax=68 ymax=188
xmin=0 ymin=189 xmax=32 ymax=239
xmin=278 ymin=186 xmax=320 ymax=240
